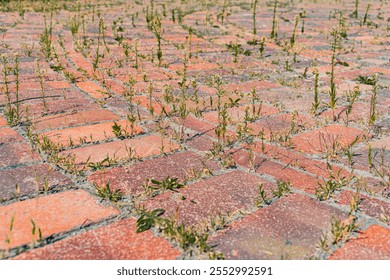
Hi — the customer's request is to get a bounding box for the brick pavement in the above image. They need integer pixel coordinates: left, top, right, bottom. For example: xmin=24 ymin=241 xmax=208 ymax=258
xmin=0 ymin=0 xmax=389 ymax=260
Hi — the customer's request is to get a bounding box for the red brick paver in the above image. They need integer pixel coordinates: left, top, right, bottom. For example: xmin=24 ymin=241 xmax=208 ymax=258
xmin=210 ymin=194 xmax=347 ymax=259
xmin=329 ymin=225 xmax=390 ymax=260
xmin=13 ymin=218 xmax=180 ymax=260
xmin=0 ymin=190 xmax=119 ymax=250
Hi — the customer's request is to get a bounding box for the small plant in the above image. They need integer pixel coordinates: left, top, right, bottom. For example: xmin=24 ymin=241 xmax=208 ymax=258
xmin=349 ymin=191 xmax=360 ymax=215
xmin=351 ymin=0 xmax=359 ymax=18
xmin=136 ymin=208 xmax=165 ymax=233
xmin=259 ymin=37 xmax=266 ymax=57
xmin=290 ymin=15 xmax=300 ymax=48
xmin=363 ymin=3 xmax=371 ymax=25
xmin=252 ymin=0 xmax=258 ymax=35
xmin=95 ymin=180 xmax=123 ymax=202
xmin=270 ymin=0 xmax=278 ymax=39
xmin=316 ymin=163 xmax=347 ymax=201
xmin=328 ymin=26 xmax=343 ymax=121
xmin=151 ymin=15 xmax=163 ymax=67
xmin=344 ymin=136 xmax=360 ymax=167
xmin=35 ymin=59 xmax=48 ymax=111
xmin=226 ymin=42 xmax=251 ymax=63
xmin=344 ymin=86 xmax=360 ymax=125
xmin=143 ymin=176 xmax=184 ymax=197
xmin=355 ymin=75 xmax=376 ymax=85
xmin=112 ymin=122 xmax=125 ymax=138
xmin=220 ymin=0 xmax=228 ymax=24
xmin=255 ymin=183 xmax=271 ymax=207
xmin=330 ymin=216 xmax=357 ymax=245
xmin=39 ymin=11 xmax=53 ymax=59
xmin=31 ymin=218 xmax=42 ymax=246
xmin=272 ymin=180 xmax=292 ymax=198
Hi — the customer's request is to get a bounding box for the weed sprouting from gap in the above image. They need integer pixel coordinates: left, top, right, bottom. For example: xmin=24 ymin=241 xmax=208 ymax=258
xmin=95 ymin=180 xmax=123 ymax=203
xmin=136 ymin=207 xmax=224 ymax=259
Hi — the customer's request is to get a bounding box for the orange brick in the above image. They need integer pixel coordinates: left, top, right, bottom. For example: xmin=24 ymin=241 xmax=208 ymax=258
xmin=77 ymin=81 xmax=109 ymax=99
xmin=33 ymin=109 xmax=121 ymax=131
xmin=292 ymin=125 xmax=369 ymax=154
xmin=0 ymin=190 xmax=119 ymax=250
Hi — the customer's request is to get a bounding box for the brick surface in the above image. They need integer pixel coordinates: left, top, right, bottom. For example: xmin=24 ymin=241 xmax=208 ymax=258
xmin=41 ymin=119 xmax=143 ymax=147
xmin=0 ymin=190 xmax=119 ymax=250
xmin=59 ymin=135 xmax=180 ymax=165
xmin=210 ymin=194 xmax=347 ymax=259
xmin=144 ymin=170 xmax=274 ymax=225
xmin=329 ymin=225 xmax=390 ymax=260
xmin=13 ymin=218 xmax=180 ymax=260
xmin=292 ymin=125 xmax=369 ymax=154
xmin=0 ymin=142 xmax=41 ymax=168
xmin=0 ymin=164 xmax=72 ymax=201
xmin=0 ymin=116 xmax=7 ymax=126
xmin=77 ymin=81 xmax=109 ymax=99
xmin=88 ymin=151 xmax=218 ymax=195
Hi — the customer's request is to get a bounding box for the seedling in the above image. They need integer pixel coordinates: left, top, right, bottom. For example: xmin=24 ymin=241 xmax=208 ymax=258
xmin=316 ymin=163 xmax=348 ymax=201
xmin=328 ymin=26 xmax=343 ymax=120
xmin=151 ymin=15 xmax=163 ymax=67
xmin=252 ymin=0 xmax=258 ymax=35
xmin=255 ymin=183 xmax=271 ymax=207
xmin=270 ymin=0 xmax=278 ymax=39
xmin=290 ymin=15 xmax=300 ymax=48
xmin=144 ymin=176 xmax=184 ymax=197
xmin=363 ymin=3 xmax=371 ymax=25
xmin=310 ymin=68 xmax=320 ymax=115
xmin=368 ymin=74 xmax=378 ymax=126
xmin=95 ymin=181 xmax=123 ymax=203
xmin=330 ymin=216 xmax=357 ymax=245
xmin=136 ymin=208 xmax=165 ymax=233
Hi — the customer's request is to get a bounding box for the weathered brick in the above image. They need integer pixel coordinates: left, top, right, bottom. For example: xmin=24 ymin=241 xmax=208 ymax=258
xmin=0 ymin=164 xmax=72 ymax=201
xmin=59 ymin=134 xmax=180 ymax=165
xmin=329 ymin=225 xmax=390 ymax=260
xmin=41 ymin=119 xmax=143 ymax=147
xmin=292 ymin=125 xmax=369 ymax=154
xmin=13 ymin=218 xmax=180 ymax=260
xmin=210 ymin=194 xmax=347 ymax=259
xmin=33 ymin=109 xmax=121 ymax=131
xmin=0 ymin=190 xmax=119 ymax=250
xmin=88 ymin=151 xmax=219 ymax=195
